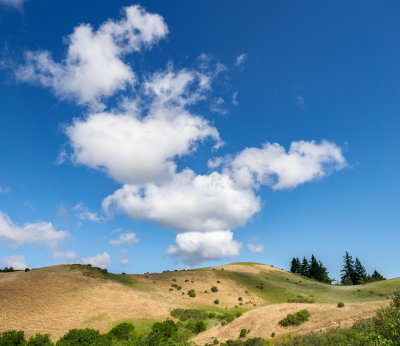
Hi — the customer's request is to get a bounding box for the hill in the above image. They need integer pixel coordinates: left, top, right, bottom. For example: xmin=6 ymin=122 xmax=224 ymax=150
xmin=0 ymin=262 xmax=398 ymax=343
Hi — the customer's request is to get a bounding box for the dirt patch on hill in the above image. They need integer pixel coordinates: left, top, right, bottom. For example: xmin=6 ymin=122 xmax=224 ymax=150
xmin=192 ymin=300 xmax=389 ymax=345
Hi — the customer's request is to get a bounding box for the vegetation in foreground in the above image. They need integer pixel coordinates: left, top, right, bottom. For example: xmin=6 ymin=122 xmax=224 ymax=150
xmin=0 ymin=307 xmax=244 ymax=345
xmin=220 ymin=289 xmax=400 ymax=346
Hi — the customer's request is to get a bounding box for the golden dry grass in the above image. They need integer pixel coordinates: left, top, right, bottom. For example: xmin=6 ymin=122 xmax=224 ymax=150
xmin=0 ymin=265 xmax=258 ymax=340
xmin=0 ymin=263 xmax=393 ymax=343
xmin=192 ymin=301 xmax=389 ymax=345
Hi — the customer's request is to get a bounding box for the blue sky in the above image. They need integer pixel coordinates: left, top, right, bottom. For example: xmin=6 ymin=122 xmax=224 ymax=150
xmin=0 ymin=0 xmax=399 ymax=281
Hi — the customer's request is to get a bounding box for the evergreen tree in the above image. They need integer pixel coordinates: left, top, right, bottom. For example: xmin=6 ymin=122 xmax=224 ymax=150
xmin=317 ymin=260 xmax=332 ymax=284
xmin=300 ymin=257 xmax=310 ymax=277
xmin=371 ymin=270 xmax=386 ymax=282
xmin=308 ymin=255 xmax=320 ymax=280
xmin=290 ymin=257 xmax=301 ymax=274
xmin=354 ymin=258 xmax=367 ymax=284
xmin=341 ymin=251 xmax=355 ymax=285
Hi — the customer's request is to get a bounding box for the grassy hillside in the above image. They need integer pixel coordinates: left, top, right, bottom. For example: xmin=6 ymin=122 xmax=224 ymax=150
xmin=215 ymin=263 xmax=398 ymax=304
xmin=0 ymin=262 xmax=398 ymax=343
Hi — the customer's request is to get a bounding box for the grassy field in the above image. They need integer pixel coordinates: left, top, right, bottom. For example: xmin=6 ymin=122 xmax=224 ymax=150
xmin=0 ymin=262 xmax=398 ymax=343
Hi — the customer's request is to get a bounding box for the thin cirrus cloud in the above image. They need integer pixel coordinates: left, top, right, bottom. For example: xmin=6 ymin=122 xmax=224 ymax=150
xmin=73 ymin=203 xmax=103 ymax=223
xmin=0 ymin=0 xmax=25 ymax=8
xmin=15 ymin=5 xmax=168 ymax=109
xmin=234 ymin=53 xmax=247 ymax=66
xmin=247 ymin=243 xmax=265 ymax=254
xmin=15 ymin=5 xmax=347 ymax=266
xmin=109 ymin=232 xmax=138 ymax=247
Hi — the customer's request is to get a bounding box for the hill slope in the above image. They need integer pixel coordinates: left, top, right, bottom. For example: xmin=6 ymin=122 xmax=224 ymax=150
xmin=0 ymin=262 xmax=398 ymax=343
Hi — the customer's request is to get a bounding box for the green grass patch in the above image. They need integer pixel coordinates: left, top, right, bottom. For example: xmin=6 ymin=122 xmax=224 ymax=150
xmin=215 ymin=267 xmax=399 ymax=304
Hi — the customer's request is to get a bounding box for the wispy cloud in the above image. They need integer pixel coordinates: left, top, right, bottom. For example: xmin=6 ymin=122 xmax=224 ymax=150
xmin=109 ymin=232 xmax=138 ymax=247
xmin=234 ymin=53 xmax=247 ymax=67
xmin=247 ymin=242 xmax=264 ymax=254
xmin=73 ymin=203 xmax=103 ymax=223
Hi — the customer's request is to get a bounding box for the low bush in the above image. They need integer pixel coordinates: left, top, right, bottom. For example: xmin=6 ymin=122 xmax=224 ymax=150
xmin=239 ymin=329 xmax=247 ymax=338
xmin=0 ymin=330 xmax=25 ymax=345
xmin=211 ymin=286 xmax=218 ymax=292
xmin=214 ymin=299 xmax=219 ymax=304
xmin=171 ymin=308 xmax=208 ymax=321
xmin=108 ymin=322 xmax=135 ymax=340
xmin=27 ymin=333 xmax=53 ymax=345
xmin=220 ymin=337 xmax=268 ymax=345
xmin=188 ymin=289 xmax=196 ymax=297
xmin=279 ymin=309 xmax=310 ymax=327
xmin=338 ymin=301 xmax=345 ymax=308
xmin=56 ymin=328 xmax=105 ymax=345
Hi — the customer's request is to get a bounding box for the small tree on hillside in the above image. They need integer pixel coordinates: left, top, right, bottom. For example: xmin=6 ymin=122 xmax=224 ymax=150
xmin=290 ymin=257 xmax=301 ymax=274
xmin=371 ymin=270 xmax=386 ymax=282
xmin=300 ymin=257 xmax=310 ymax=277
xmin=354 ymin=258 xmax=367 ymax=284
xmin=341 ymin=251 xmax=355 ymax=285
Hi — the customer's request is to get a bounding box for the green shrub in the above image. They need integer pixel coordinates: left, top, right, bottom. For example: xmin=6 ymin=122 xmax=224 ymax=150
xmin=211 ymin=286 xmax=218 ymax=292
xmin=171 ymin=308 xmax=208 ymax=321
xmin=238 ymin=297 xmax=243 ymax=301
xmin=220 ymin=337 xmax=268 ymax=345
xmin=108 ymin=322 xmax=135 ymax=340
xmin=185 ymin=320 xmax=207 ymax=334
xmin=239 ymin=329 xmax=247 ymax=338
xmin=25 ymin=268 xmax=30 ymax=272
xmin=391 ymin=289 xmax=400 ymax=309
xmin=0 ymin=330 xmax=25 ymax=345
xmin=56 ymin=328 xmax=103 ymax=345
xmin=338 ymin=301 xmax=345 ymax=308
xmin=279 ymin=309 xmax=310 ymax=327
xmin=27 ymin=334 xmax=53 ymax=345
xmin=169 ymin=288 xmax=173 ymax=291
xmin=147 ymin=320 xmax=178 ymax=344
xmin=214 ymin=299 xmax=219 ymax=304
xmin=188 ymin=289 xmax=196 ymax=297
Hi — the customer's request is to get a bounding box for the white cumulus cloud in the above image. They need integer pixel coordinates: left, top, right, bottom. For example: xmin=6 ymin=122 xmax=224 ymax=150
xmin=103 ymin=169 xmax=261 ymax=233
xmin=1 ymin=255 xmax=28 ymax=270
xmin=213 ymin=140 xmax=346 ymax=190
xmin=109 ymin=232 xmax=138 ymax=247
xmin=66 ymin=69 xmax=222 ymax=184
xmin=167 ymin=231 xmax=241 ymax=265
xmin=0 ymin=211 xmax=69 ymax=250
xmin=16 ymin=5 xmax=168 ymax=108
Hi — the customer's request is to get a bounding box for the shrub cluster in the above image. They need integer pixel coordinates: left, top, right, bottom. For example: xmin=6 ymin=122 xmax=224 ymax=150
xmin=279 ymin=309 xmax=310 ymax=327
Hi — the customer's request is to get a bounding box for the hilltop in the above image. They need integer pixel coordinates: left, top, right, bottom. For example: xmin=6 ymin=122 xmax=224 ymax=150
xmin=0 ymin=262 xmax=398 ymax=343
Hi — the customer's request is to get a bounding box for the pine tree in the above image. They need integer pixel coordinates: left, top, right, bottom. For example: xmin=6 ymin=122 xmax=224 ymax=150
xmin=317 ymin=260 xmax=332 ymax=284
xmin=308 ymin=255 xmax=320 ymax=280
xmin=371 ymin=270 xmax=386 ymax=282
xmin=340 ymin=251 xmax=355 ymax=285
xmin=300 ymin=257 xmax=310 ymax=277
xmin=290 ymin=257 xmax=301 ymax=274
xmin=354 ymin=258 xmax=367 ymax=284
